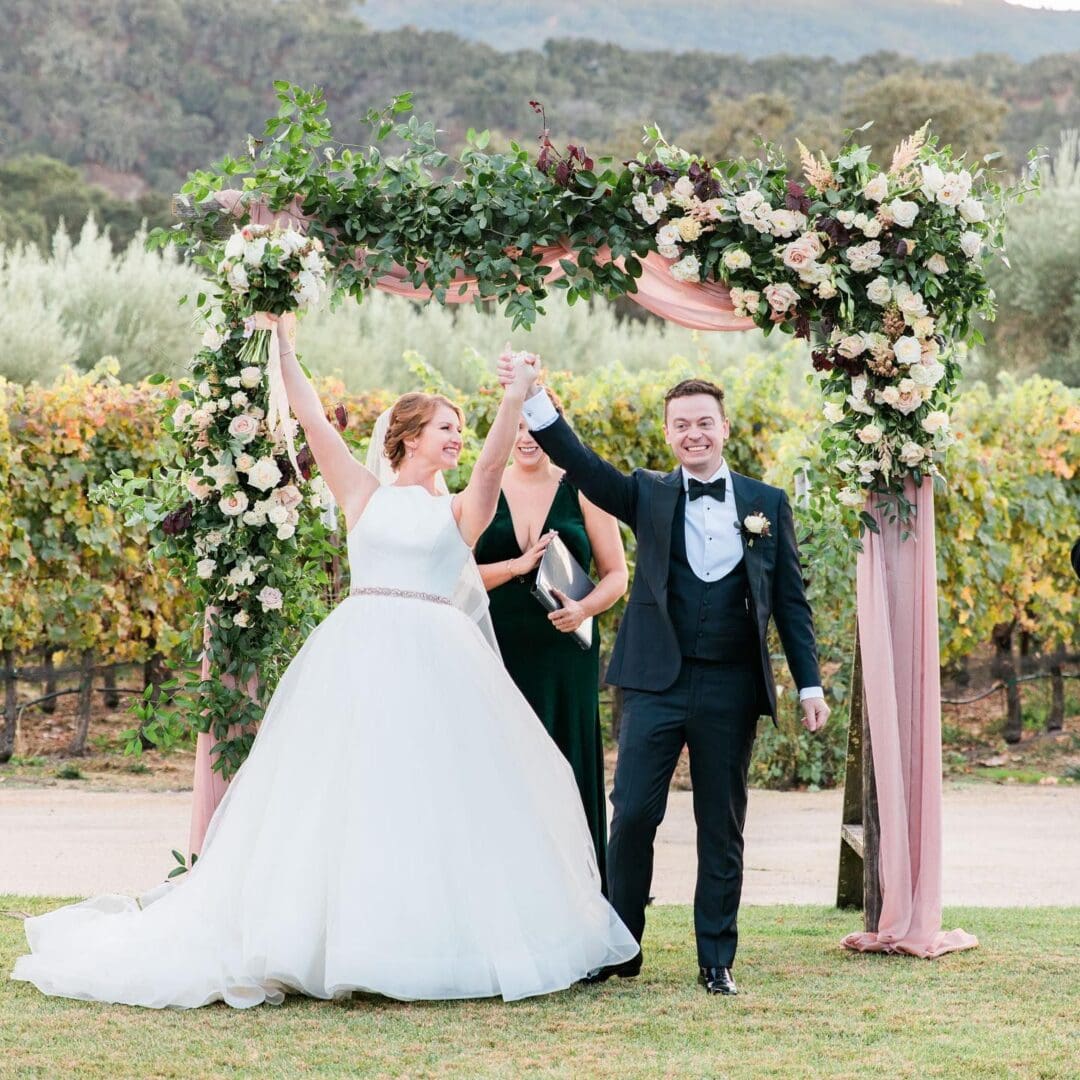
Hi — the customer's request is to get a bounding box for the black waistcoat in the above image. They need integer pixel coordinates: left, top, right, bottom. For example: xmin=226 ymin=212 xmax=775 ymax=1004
xmin=668 ymin=489 xmax=757 ymax=663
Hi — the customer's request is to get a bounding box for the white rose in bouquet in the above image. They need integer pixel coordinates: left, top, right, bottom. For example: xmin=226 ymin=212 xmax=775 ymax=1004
xmin=226 ymin=262 xmax=250 ymax=292
xmin=218 ymin=491 xmax=249 ymax=517
xmin=723 ymin=247 xmax=752 ymax=271
xmin=658 ymin=244 xmax=680 ymax=259
xmin=861 ymin=219 xmax=882 ymax=239
xmin=960 ymin=231 xmax=983 ymax=259
xmin=866 ymin=276 xmax=892 ymax=305
xmin=641 ymin=204 xmax=660 ymax=225
xmin=224 ymin=231 xmax=246 ymax=259
xmin=239 ymin=366 xmax=262 ymax=389
xmin=893 ymin=336 xmax=923 ymax=366
xmin=277 ymin=229 xmax=307 ymax=255
xmin=294 ymin=269 xmax=323 ymax=308
xmin=836 ymin=210 xmax=856 ymax=226
xmin=652 ymin=193 xmax=668 ymax=214
xmin=196 ymin=558 xmax=217 ymax=580
xmin=862 ymin=175 xmax=889 ymax=203
xmin=247 ymin=457 xmax=284 ymax=492
xmin=243 ymin=238 xmax=268 ymax=266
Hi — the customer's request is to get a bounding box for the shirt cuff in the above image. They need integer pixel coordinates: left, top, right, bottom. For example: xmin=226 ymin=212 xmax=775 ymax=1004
xmin=799 ymin=686 xmax=824 ymax=701
xmin=521 ymin=390 xmax=560 ymax=431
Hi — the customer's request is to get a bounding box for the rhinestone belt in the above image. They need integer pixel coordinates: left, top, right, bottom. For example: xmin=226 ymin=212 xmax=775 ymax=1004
xmin=349 ymin=586 xmax=454 ymax=607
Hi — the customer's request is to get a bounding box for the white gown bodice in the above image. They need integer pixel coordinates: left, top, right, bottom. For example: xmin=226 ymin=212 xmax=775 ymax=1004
xmin=346 ymin=486 xmax=469 ymax=600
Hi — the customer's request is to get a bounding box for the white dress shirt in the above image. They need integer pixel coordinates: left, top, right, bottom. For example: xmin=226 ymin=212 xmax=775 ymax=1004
xmin=522 ymin=391 xmax=823 ymax=701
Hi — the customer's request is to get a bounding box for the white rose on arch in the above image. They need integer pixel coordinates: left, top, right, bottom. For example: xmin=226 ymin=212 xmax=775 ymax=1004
xmin=866 ymin=276 xmax=892 ymax=306
xmin=838 ymin=489 xmax=867 ymax=508
xmin=228 ymin=414 xmax=260 ymax=444
xmin=920 ymin=163 xmax=945 ymax=200
xmin=862 ymin=175 xmax=889 ymax=203
xmin=247 ymin=457 xmax=284 ymax=492
xmin=837 ymin=334 xmax=866 ymax=359
xmin=823 ymin=402 xmax=845 ymax=423
xmin=734 ymin=190 xmax=764 ymax=214
xmin=925 ymin=253 xmax=949 ymax=276
xmin=909 ymin=359 xmax=946 ymax=387
xmin=257 ymin=585 xmax=284 ymax=612
xmin=958 ymin=198 xmax=986 ymax=224
xmin=857 ymin=423 xmax=884 ymax=445
xmin=196 ymin=558 xmax=217 ymax=580
xmin=893 ymin=336 xmax=923 ymax=366
xmin=218 ymin=490 xmax=250 ymax=517
xmin=921 ymin=410 xmax=950 ymax=434
xmin=657 ymin=223 xmax=681 ymax=248
xmin=723 ymin=247 xmax=752 ymax=271
xmin=763 ymin=281 xmax=800 ymax=314
xmin=899 ymin=441 xmax=928 ymax=467
xmin=960 ymin=232 xmax=983 ymax=259
xmin=888 ymin=198 xmax=919 ymax=229
xmin=670 ymin=254 xmax=701 ymax=283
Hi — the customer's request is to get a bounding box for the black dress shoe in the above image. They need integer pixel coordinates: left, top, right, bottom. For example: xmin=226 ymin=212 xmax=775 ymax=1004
xmin=698 ymin=966 xmax=737 ymax=995
xmin=580 ymin=952 xmax=643 ymax=985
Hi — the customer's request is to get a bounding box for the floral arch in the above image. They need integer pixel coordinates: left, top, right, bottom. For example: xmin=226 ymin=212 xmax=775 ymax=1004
xmin=140 ymin=84 xmax=1027 ymax=950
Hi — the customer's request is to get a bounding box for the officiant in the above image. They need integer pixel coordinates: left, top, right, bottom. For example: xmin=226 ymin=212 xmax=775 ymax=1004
xmin=476 ymin=385 xmax=628 ymax=885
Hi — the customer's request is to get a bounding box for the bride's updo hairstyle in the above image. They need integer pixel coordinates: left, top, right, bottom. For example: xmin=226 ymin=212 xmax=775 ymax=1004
xmin=383 ymin=392 xmax=464 ymax=470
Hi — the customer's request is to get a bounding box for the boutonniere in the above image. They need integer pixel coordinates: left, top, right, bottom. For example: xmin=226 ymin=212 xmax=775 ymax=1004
xmin=737 ymin=511 xmax=772 ymax=547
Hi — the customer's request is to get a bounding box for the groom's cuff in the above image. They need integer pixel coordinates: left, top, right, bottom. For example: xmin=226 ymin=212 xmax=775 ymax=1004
xmin=521 ymin=390 xmax=560 ymax=431
xmin=799 ymin=686 xmax=824 ymax=701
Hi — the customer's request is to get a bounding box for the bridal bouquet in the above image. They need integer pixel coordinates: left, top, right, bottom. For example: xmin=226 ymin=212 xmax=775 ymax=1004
xmin=627 ymin=125 xmax=1027 ymax=511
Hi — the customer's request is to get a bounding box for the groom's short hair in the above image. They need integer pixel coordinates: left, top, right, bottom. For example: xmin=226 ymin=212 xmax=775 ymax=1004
xmin=663 ymin=378 xmax=726 ymax=420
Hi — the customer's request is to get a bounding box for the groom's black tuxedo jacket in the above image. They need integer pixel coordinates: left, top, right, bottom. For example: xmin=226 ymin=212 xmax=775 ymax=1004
xmin=532 ymin=415 xmax=821 ymax=719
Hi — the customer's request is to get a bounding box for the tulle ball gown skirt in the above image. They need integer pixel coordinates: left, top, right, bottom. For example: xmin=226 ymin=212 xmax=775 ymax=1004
xmin=12 ymin=593 xmax=638 ymax=1008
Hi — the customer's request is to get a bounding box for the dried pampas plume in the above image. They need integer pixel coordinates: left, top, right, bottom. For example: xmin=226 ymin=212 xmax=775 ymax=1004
xmin=889 ymin=122 xmax=930 ymax=176
xmin=796 ymin=139 xmax=837 ymax=191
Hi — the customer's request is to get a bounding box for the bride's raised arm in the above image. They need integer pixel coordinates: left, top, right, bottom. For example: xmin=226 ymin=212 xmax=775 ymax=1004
xmin=276 ymin=313 xmax=379 ymax=530
xmin=452 ymin=354 xmax=536 ymax=546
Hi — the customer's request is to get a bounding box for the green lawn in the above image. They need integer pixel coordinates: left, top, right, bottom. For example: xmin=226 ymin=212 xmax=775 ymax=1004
xmin=2 ymin=900 xmax=1077 ymax=1079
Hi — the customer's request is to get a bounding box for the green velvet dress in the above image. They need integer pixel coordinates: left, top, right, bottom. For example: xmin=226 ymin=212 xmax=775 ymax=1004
xmin=475 ymin=478 xmax=608 ymax=887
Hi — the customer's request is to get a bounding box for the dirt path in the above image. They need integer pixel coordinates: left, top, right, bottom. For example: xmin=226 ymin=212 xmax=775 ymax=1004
xmin=3 ymin=783 xmax=1077 ymax=905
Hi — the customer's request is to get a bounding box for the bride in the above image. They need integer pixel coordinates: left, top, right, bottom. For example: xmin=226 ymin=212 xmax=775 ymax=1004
xmin=13 ymin=314 xmax=638 ymax=1008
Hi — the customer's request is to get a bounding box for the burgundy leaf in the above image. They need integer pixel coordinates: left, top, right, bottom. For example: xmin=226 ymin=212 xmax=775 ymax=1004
xmin=334 ymin=403 xmax=348 ymax=430
xmin=811 ymin=350 xmax=834 ymax=372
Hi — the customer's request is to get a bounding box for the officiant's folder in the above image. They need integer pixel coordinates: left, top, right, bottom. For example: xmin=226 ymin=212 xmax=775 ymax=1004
xmin=532 ymin=534 xmax=595 ymax=650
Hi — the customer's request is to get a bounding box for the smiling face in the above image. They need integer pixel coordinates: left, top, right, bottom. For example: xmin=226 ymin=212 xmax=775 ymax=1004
xmin=663 ymin=393 xmax=729 ymax=479
xmin=512 ymin=417 xmax=550 ymax=471
xmin=406 ymin=403 xmax=464 ymax=471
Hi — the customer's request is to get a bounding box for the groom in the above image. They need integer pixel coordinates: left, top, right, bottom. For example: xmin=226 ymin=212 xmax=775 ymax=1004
xmin=499 ymin=361 xmax=828 ymax=996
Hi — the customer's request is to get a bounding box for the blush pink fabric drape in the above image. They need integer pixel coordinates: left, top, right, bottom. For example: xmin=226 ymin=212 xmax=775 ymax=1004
xmin=841 ymin=478 xmax=977 ymax=958
xmin=188 ymin=609 xmax=258 ymax=858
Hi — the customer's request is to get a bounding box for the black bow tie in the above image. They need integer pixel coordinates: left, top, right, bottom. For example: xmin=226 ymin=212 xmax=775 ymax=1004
xmin=687 ymin=477 xmax=726 ymax=502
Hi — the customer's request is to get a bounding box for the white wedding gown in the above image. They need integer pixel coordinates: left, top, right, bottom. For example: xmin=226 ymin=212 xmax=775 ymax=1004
xmin=13 ymin=485 xmax=638 ymax=1007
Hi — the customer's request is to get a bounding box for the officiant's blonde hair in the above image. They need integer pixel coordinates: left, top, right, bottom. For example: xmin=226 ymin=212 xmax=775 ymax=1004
xmin=384 ymin=392 xmax=464 ymax=469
